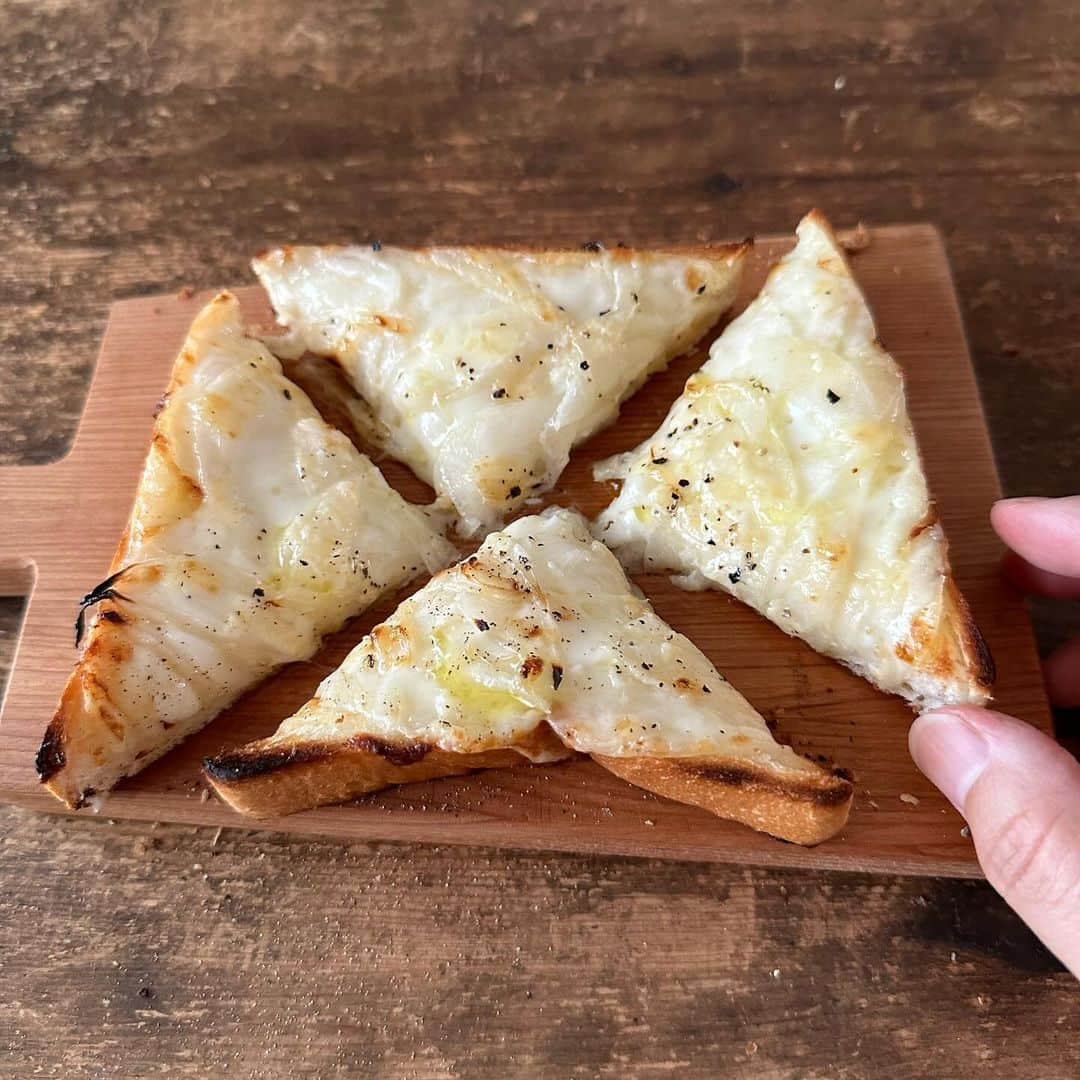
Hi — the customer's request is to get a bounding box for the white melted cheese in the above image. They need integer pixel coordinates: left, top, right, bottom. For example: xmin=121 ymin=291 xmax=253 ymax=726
xmin=595 ymin=214 xmax=982 ymax=708
xmin=278 ymin=508 xmax=814 ymax=777
xmin=67 ymin=294 xmax=456 ymax=791
xmin=253 ymin=244 xmax=746 ymax=535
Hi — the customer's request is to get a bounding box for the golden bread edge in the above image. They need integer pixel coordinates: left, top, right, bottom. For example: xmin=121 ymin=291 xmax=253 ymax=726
xmin=592 ymin=753 xmax=853 ymax=846
xmin=203 ymin=722 xmax=574 ymax=819
xmin=35 ymin=294 xmax=244 ymax=809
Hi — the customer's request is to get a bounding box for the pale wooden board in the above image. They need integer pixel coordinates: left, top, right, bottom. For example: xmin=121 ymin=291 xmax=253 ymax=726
xmin=0 ymin=225 xmax=1053 ymax=875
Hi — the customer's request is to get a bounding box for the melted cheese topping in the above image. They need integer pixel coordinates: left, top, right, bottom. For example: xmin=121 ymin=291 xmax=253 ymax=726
xmin=67 ymin=294 xmax=456 ymax=791
xmin=279 ymin=508 xmax=815 ymax=777
xmin=254 ymin=244 xmax=745 ymax=534
xmin=595 ymin=214 xmax=980 ymax=708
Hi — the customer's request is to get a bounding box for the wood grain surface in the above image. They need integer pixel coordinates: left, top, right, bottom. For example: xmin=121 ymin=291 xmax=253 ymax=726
xmin=0 ymin=227 xmax=1054 ymax=876
xmin=0 ymin=1 xmax=1077 ymax=1076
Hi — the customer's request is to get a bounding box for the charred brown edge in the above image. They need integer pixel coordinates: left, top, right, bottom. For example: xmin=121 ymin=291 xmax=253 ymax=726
xmin=74 ymin=567 xmax=134 ymax=646
xmin=204 ymin=735 xmax=433 ymax=784
xmin=967 ymin=620 xmax=997 ymax=689
xmin=676 ymin=759 xmax=854 ymax=808
xmin=35 ymin=719 xmax=66 ymax=782
xmin=947 ymin=577 xmax=997 ymax=690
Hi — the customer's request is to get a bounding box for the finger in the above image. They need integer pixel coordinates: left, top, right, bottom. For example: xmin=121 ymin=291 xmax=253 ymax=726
xmin=1045 ymin=637 xmax=1080 ymax=708
xmin=1002 ymin=550 xmax=1080 ymax=599
xmin=910 ymin=706 xmax=1080 ymax=975
xmin=991 ymin=496 xmax=1080 ymax=578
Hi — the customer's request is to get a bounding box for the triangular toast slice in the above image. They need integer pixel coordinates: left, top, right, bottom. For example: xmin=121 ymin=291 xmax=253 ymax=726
xmin=595 ymin=212 xmax=994 ymax=710
xmin=253 ymin=241 xmax=748 ymax=535
xmin=204 ymin=508 xmax=851 ymax=844
xmin=37 ymin=293 xmax=456 ymax=809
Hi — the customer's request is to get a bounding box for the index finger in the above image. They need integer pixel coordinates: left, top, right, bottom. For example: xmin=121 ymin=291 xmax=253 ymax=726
xmin=991 ymin=496 xmax=1080 ymax=579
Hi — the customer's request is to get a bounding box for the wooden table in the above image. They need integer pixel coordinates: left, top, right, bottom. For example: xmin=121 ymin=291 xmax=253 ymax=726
xmin=1 ymin=2 xmax=1076 ymax=1075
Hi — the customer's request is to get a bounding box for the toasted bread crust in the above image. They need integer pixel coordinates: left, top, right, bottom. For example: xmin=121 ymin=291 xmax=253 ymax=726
xmin=204 ymin=723 xmax=573 ymax=819
xmin=943 ymin=575 xmax=996 ymax=700
xmin=38 ymin=296 xmax=239 ymax=809
xmin=592 ymin=753 xmax=853 ymax=845
xmin=257 ymin=240 xmax=753 ymax=266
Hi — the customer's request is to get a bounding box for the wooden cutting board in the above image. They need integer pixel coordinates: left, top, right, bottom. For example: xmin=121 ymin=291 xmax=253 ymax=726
xmin=0 ymin=225 xmax=1053 ymax=876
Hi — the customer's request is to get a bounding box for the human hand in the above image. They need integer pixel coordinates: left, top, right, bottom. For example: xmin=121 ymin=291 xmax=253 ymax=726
xmin=909 ymin=495 xmax=1080 ymax=975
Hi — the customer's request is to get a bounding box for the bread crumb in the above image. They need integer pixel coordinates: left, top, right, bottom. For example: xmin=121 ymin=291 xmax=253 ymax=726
xmin=643 ymin=818 xmax=655 ymax=827
xmin=177 ymin=284 xmax=195 ymax=299
xmin=745 ymin=1041 xmax=758 ymax=1056
xmin=899 ymin=792 xmax=920 ymax=806
xmin=200 ymin=787 xmax=211 ymax=803
xmin=841 ymin=222 xmax=871 ymax=253
xmin=133 ymin=835 xmax=156 ymax=857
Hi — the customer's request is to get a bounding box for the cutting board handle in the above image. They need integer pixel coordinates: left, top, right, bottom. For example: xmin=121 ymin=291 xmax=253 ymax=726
xmin=0 ymin=462 xmax=65 ymax=593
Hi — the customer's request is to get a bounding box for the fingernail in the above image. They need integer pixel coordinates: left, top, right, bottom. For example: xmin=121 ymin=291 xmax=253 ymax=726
xmin=995 ymin=496 xmax=1047 ymax=507
xmin=909 ymin=710 xmax=991 ymax=812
